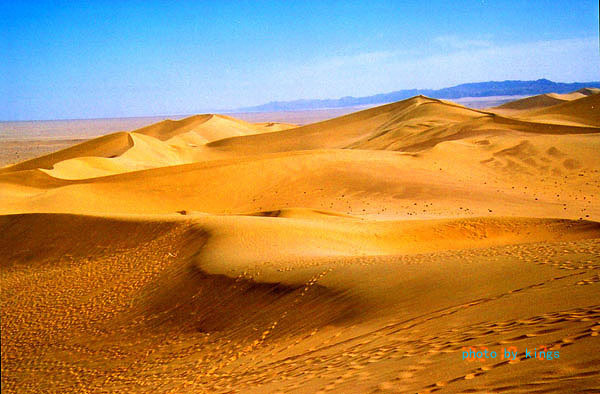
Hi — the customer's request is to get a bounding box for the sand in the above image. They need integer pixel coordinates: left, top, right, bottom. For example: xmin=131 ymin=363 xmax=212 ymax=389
xmin=0 ymin=110 xmax=354 ymax=167
xmin=1 ymin=90 xmax=600 ymax=393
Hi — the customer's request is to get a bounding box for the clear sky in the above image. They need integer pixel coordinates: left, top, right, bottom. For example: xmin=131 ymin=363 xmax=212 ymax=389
xmin=1 ymin=0 xmax=599 ymax=120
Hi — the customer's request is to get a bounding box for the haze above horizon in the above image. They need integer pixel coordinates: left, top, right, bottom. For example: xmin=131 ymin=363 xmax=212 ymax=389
xmin=1 ymin=0 xmax=599 ymax=121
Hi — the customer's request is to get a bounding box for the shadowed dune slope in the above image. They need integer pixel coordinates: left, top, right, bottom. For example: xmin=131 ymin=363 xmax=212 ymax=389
xmin=576 ymin=87 xmax=600 ymax=96
xmin=2 ymin=213 xmax=600 ymax=392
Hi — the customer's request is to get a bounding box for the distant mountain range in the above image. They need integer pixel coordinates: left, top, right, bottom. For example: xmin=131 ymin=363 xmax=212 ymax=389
xmin=237 ymin=79 xmax=600 ymax=112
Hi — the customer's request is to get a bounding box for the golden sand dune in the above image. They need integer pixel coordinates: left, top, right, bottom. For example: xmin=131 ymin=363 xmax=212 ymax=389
xmin=517 ymin=93 xmax=600 ymax=127
xmin=207 ymin=96 xmax=485 ymax=154
xmin=494 ymin=92 xmax=586 ymax=111
xmin=491 ymin=87 xmax=599 ymax=118
xmin=208 ymin=95 xmax=599 ymax=156
xmin=2 ymin=147 xmax=598 ymax=220
xmin=134 ymin=114 xmax=295 ymax=142
xmin=0 ymin=114 xmax=296 ymax=180
xmin=0 ymin=131 xmax=133 ymax=173
xmin=2 ymin=92 xmax=600 ymax=393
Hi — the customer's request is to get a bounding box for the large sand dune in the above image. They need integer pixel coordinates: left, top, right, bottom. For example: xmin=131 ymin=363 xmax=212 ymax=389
xmin=2 ymin=91 xmax=600 ymax=393
xmin=517 ymin=93 xmax=600 ymax=127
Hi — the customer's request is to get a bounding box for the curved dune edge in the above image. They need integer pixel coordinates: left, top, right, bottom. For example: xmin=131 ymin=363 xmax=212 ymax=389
xmin=3 ymin=212 xmax=599 ymax=274
xmin=2 ymin=211 xmax=600 ymax=297
xmin=2 ymin=212 xmax=600 ymax=393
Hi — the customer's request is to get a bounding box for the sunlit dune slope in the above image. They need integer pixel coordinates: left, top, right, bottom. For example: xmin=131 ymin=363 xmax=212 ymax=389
xmin=2 ymin=146 xmax=598 ymax=220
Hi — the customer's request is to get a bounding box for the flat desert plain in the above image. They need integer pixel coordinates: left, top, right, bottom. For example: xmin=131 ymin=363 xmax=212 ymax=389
xmin=1 ymin=90 xmax=600 ymax=393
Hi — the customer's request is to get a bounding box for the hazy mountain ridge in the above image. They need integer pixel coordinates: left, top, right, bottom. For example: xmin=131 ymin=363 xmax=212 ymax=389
xmin=238 ymin=79 xmax=600 ymax=112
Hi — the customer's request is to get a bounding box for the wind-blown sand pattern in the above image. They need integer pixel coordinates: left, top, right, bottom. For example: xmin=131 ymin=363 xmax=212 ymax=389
xmin=1 ymin=92 xmax=600 ymax=393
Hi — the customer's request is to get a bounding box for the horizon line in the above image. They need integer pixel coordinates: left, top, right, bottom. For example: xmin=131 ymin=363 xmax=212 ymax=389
xmin=2 ymin=78 xmax=599 ymax=123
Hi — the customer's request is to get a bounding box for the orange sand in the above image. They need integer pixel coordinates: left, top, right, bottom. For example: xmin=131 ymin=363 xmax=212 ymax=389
xmin=2 ymin=90 xmax=600 ymax=393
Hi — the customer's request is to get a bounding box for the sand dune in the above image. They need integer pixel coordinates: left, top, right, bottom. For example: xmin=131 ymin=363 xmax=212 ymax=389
xmin=576 ymin=87 xmax=600 ymax=96
xmin=0 ymin=114 xmax=296 ymax=179
xmin=517 ymin=93 xmax=600 ymax=127
xmin=2 ymin=91 xmax=600 ymax=393
xmin=493 ymin=89 xmax=598 ymax=111
xmin=134 ymin=114 xmax=295 ymax=142
xmin=0 ymin=131 xmax=133 ymax=173
xmin=494 ymin=93 xmax=571 ymax=111
xmin=2 ymin=146 xmax=598 ymax=220
xmin=2 ymin=213 xmax=600 ymax=392
xmin=2 ymin=94 xmax=598 ymax=182
xmin=208 ymin=96 xmax=599 ymax=156
xmin=207 ymin=96 xmax=485 ymax=153
xmin=490 ymin=87 xmax=599 ymax=119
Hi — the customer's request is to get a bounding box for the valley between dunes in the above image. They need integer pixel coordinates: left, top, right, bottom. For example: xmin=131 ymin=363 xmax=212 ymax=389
xmin=2 ymin=91 xmax=600 ymax=393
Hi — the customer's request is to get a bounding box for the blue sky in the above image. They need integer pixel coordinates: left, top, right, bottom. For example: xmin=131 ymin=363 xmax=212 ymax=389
xmin=1 ymin=0 xmax=599 ymax=120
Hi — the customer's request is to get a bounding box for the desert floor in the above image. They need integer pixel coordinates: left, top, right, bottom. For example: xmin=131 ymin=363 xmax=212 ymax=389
xmin=1 ymin=91 xmax=599 ymax=393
